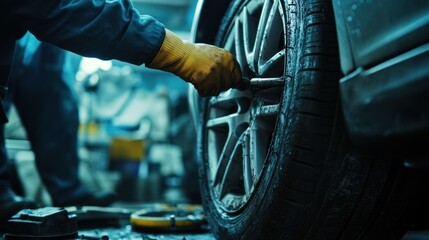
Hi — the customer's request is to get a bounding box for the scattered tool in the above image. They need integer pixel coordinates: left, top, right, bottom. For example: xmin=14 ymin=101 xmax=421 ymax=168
xmin=238 ymin=76 xmax=285 ymax=90
xmin=5 ymin=207 xmax=78 ymax=239
xmin=66 ymin=206 xmax=132 ymax=228
xmin=130 ymin=203 xmax=206 ymax=232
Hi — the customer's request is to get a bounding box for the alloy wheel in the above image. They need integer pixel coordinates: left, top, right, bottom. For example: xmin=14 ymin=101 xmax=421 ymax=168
xmin=205 ymin=0 xmax=287 ymax=212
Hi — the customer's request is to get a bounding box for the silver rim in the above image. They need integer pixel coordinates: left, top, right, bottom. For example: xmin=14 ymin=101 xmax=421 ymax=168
xmin=205 ymin=0 xmax=287 ymax=212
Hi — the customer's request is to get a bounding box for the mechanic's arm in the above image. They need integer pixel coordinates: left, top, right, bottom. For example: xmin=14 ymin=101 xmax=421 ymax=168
xmin=5 ymin=0 xmax=241 ymax=96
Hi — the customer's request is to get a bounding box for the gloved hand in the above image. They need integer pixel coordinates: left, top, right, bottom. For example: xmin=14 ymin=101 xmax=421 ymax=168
xmin=147 ymin=29 xmax=242 ymax=96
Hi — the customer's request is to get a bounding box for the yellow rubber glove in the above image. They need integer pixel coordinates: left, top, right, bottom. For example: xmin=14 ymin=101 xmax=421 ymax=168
xmin=147 ymin=29 xmax=242 ymax=96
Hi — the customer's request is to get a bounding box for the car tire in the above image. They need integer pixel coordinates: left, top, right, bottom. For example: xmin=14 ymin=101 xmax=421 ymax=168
xmin=197 ymin=0 xmax=417 ymax=239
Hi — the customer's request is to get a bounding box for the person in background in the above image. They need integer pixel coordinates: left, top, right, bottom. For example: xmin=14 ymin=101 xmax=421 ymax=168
xmin=0 ymin=0 xmax=242 ymax=223
xmin=2 ymin=33 xmax=116 ymax=211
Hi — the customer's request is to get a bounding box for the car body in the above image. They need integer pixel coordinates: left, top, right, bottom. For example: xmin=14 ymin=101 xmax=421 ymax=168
xmin=334 ymin=0 xmax=429 ymax=147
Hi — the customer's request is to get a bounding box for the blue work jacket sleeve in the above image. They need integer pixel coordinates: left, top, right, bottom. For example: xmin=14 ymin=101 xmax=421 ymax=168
xmin=5 ymin=0 xmax=165 ymax=65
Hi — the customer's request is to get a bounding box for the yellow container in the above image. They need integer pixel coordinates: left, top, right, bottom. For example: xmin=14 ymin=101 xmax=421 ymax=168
xmin=109 ymin=137 xmax=145 ymax=161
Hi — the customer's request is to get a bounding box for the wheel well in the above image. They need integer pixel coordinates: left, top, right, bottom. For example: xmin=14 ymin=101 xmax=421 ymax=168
xmin=192 ymin=0 xmax=232 ymax=44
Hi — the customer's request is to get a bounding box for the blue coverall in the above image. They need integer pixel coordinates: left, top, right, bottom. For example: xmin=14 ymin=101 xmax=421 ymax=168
xmin=3 ymin=33 xmax=92 ymax=206
xmin=0 ymin=0 xmax=165 ymax=200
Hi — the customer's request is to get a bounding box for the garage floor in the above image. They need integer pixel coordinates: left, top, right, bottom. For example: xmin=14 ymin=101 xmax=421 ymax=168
xmin=75 ymin=229 xmax=428 ymax=240
xmin=1 ymin=202 xmax=428 ymax=240
xmin=1 ymin=223 xmax=429 ymax=239
xmin=78 ymin=226 xmax=215 ymax=240
xmin=1 ymin=227 xmax=215 ymax=240
xmin=76 ymin=225 xmax=427 ymax=240
xmin=0 ymin=202 xmax=216 ymax=240
xmin=77 ymin=226 xmax=427 ymax=240
xmin=3 ymin=225 xmax=426 ymax=239
xmin=1 ymin=219 xmax=215 ymax=240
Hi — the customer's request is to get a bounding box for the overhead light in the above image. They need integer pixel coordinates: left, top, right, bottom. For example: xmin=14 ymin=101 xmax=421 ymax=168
xmin=79 ymin=57 xmax=112 ymax=74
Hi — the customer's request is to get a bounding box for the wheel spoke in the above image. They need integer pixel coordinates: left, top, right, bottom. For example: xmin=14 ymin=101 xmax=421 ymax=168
xmin=209 ymin=90 xmax=248 ymax=109
xmin=242 ymin=6 xmax=258 ymax=72
xmin=208 ymin=113 xmax=247 ymax=186
xmin=207 ymin=115 xmax=234 ymax=129
xmin=259 ymin=49 xmax=285 ymax=76
xmin=216 ymin=139 xmax=244 ymax=199
xmin=212 ymin=131 xmax=239 ymax=186
xmin=258 ymin=0 xmax=284 ymax=76
xmin=249 ymin=120 xmax=270 ymax=179
xmin=252 ymin=0 xmax=274 ymax=74
xmin=234 ymin=19 xmax=247 ymax=70
xmin=242 ymin=130 xmax=253 ymax=197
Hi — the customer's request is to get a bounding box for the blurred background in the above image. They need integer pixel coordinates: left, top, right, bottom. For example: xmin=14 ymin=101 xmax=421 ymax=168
xmin=4 ymin=0 xmax=201 ymax=207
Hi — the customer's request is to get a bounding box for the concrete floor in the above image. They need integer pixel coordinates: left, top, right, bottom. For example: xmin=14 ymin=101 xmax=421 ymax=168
xmin=0 ymin=203 xmax=215 ymax=240
xmin=75 ymin=223 xmax=429 ymax=240
xmin=75 ymin=225 xmax=427 ymax=240
xmin=76 ymin=226 xmax=428 ymax=240
xmin=1 ymin=229 xmax=215 ymax=240
xmin=1 ymin=202 xmax=428 ymax=240
xmin=2 ymin=224 xmax=429 ymax=239
xmin=78 ymin=227 xmax=215 ymax=240
xmin=1 ymin=220 xmax=215 ymax=240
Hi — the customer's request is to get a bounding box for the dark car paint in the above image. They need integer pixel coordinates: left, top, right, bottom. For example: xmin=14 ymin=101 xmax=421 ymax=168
xmin=340 ymin=44 xmax=429 ymax=147
xmin=333 ymin=0 xmax=429 ymax=74
xmin=333 ymin=0 xmax=429 ymax=148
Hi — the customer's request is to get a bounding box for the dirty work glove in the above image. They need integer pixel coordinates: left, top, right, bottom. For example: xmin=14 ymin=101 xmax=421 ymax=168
xmin=147 ymin=29 xmax=242 ymax=96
